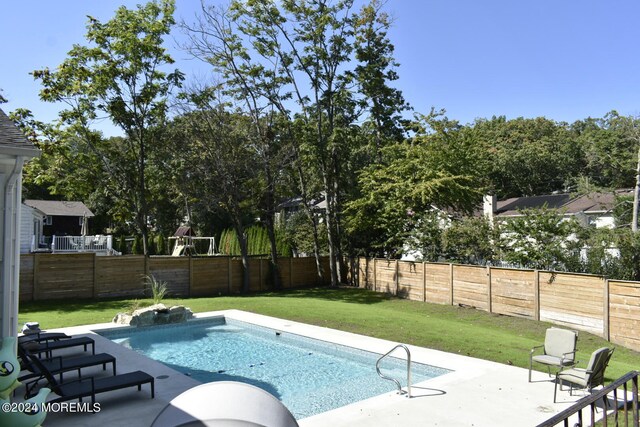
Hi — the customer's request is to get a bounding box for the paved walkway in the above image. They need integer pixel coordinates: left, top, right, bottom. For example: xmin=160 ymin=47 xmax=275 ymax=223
xmin=15 ymin=310 xmax=584 ymax=426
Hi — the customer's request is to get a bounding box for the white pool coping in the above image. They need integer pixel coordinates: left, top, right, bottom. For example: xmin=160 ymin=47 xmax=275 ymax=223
xmin=26 ymin=309 xmax=585 ymax=426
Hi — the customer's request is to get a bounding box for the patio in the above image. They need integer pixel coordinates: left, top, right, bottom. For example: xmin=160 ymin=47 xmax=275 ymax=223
xmin=12 ymin=310 xmax=588 ymax=427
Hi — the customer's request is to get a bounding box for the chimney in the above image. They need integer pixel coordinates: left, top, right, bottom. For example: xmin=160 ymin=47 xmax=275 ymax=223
xmin=483 ymin=194 xmax=497 ymax=225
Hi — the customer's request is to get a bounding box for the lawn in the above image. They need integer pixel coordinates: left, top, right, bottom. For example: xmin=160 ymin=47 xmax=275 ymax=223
xmin=18 ymin=286 xmax=639 ymax=380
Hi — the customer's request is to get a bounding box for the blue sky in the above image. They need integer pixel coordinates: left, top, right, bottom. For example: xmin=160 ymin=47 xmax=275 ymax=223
xmin=2 ymin=0 xmax=639 ymax=133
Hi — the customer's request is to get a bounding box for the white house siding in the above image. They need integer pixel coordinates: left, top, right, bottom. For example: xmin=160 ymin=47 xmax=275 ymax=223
xmin=20 ymin=204 xmax=42 ymax=253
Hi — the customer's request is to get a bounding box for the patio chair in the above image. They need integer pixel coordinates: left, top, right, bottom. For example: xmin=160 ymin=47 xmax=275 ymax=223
xmin=553 ymin=347 xmax=614 ymax=402
xmin=529 ymin=327 xmax=578 ymax=382
xmin=18 ymin=345 xmax=116 ymax=397
xmin=24 ymin=352 xmax=154 ymax=404
xmin=20 ymin=335 xmax=95 ymax=359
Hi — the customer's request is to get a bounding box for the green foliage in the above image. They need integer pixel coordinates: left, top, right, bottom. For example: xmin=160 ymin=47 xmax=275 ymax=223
xmin=32 ymin=0 xmax=184 ymax=254
xmin=616 ymin=229 xmax=640 ymax=281
xmin=472 ymin=116 xmax=584 ymax=198
xmin=156 ymin=235 xmax=166 ymax=255
xmin=218 ymin=225 xmax=291 ymax=257
xmin=132 ymin=235 xmax=143 ymax=255
xmin=498 ymin=207 xmax=582 ymax=270
xmin=117 ymin=235 xmax=127 ymax=255
xmin=442 ymin=216 xmax=499 ymax=264
xmin=143 ymin=275 xmax=168 ymax=304
xmin=403 ymin=210 xmax=446 ymax=262
xmin=346 ymin=112 xmax=484 ymax=257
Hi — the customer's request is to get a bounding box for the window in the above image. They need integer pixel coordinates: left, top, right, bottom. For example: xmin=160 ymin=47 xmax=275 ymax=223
xmin=44 ymin=215 xmax=52 ymax=225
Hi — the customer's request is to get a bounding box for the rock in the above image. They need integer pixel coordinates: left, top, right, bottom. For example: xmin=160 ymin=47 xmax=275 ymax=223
xmin=113 ymin=303 xmax=193 ymax=327
xmin=113 ymin=313 xmax=133 ymax=325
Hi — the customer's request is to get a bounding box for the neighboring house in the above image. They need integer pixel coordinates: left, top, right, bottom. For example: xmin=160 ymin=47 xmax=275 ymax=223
xmin=0 ymin=108 xmax=39 ymax=338
xmin=483 ymin=189 xmax=634 ymax=228
xmin=23 ymin=199 xmax=94 ymax=237
xmin=275 ymin=194 xmax=327 ymax=226
xmin=19 ymin=200 xmax=110 ymax=254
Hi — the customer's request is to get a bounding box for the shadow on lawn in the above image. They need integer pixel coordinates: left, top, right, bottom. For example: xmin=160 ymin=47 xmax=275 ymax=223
xmin=248 ymin=286 xmax=395 ymax=305
xmin=19 ymin=298 xmax=133 ymax=314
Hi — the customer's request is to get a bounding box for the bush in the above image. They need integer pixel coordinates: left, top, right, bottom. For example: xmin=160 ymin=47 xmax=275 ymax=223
xmin=144 ymin=275 xmax=168 ymax=304
xmin=156 ymin=235 xmax=166 ymax=255
xmin=132 ymin=235 xmax=143 ymax=255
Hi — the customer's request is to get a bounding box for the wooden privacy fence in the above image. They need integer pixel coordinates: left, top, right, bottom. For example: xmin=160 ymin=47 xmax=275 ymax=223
xmin=349 ymin=257 xmax=640 ymax=353
xmin=19 ymin=253 xmax=329 ymax=301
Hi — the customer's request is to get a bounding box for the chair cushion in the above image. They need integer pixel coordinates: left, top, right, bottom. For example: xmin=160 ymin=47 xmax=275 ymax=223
xmin=558 ymin=368 xmax=588 ymax=387
xmin=532 ymin=354 xmax=573 ymax=367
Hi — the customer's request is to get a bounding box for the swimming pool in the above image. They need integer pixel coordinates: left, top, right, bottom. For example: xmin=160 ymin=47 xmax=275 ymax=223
xmin=99 ymin=317 xmax=450 ymax=419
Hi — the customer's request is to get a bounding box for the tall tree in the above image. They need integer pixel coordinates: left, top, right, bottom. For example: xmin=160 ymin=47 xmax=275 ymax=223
xmin=346 ymin=111 xmax=484 ymax=257
xmin=167 ymin=101 xmax=259 ymax=293
xmin=32 ymin=0 xmax=183 ymax=254
xmin=183 ymin=0 xmax=404 ymax=285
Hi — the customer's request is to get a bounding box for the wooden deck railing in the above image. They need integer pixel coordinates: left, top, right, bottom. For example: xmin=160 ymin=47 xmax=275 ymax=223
xmin=536 ymin=371 xmax=639 ymax=427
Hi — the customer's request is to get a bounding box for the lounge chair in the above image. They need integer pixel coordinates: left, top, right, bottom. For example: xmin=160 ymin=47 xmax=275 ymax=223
xmin=24 ymin=352 xmax=154 ymax=404
xmin=18 ymin=345 xmax=116 ymax=397
xmin=18 ymin=332 xmax=71 ymax=344
xmin=20 ymin=336 xmax=95 ymax=359
xmin=529 ymin=327 xmax=578 ymax=382
xmin=553 ymin=347 xmax=614 ymax=402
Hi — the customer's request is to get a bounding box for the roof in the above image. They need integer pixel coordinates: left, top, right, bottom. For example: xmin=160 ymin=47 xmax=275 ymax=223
xmin=23 ymin=200 xmax=94 ymax=217
xmin=494 ymin=189 xmax=634 ymax=217
xmin=0 ymin=108 xmax=39 ymax=157
xmin=173 ymin=226 xmax=194 ymax=237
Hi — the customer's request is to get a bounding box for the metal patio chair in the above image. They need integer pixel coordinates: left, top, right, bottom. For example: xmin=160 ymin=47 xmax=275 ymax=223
xmin=529 ymin=327 xmax=578 ymax=382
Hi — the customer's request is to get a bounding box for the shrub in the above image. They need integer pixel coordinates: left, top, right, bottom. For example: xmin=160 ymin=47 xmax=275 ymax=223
xmin=144 ymin=274 xmax=168 ymax=304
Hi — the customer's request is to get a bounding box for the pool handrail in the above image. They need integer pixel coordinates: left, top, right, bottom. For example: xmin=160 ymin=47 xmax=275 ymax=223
xmin=376 ymin=344 xmax=412 ymax=398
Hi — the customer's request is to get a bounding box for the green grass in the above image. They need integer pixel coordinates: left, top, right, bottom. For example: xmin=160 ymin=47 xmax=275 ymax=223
xmin=18 ymin=287 xmax=640 ymax=380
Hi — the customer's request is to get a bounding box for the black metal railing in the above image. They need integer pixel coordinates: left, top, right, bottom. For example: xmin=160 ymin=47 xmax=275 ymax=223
xmin=537 ymin=371 xmax=639 ymax=427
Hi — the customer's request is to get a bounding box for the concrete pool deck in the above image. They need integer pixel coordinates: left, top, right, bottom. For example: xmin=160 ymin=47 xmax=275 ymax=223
xmin=17 ymin=309 xmax=584 ymax=426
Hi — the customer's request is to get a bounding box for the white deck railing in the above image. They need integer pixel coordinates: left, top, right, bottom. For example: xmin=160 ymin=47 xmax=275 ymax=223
xmin=51 ymin=235 xmax=114 ymax=254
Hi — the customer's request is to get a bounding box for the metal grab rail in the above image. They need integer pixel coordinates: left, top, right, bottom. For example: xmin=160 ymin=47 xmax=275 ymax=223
xmin=376 ymin=344 xmax=412 ymax=398
xmin=537 ymin=370 xmax=639 ymax=427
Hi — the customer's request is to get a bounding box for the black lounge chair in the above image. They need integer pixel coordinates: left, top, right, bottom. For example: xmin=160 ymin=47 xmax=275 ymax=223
xmin=18 ymin=332 xmax=71 ymax=344
xmin=25 ymin=352 xmax=154 ymax=404
xmin=18 ymin=345 xmax=116 ymax=397
xmin=20 ymin=336 xmax=95 ymax=359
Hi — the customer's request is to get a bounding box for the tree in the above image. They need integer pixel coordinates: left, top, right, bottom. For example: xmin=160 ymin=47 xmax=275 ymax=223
xmin=345 ymin=111 xmax=484 ymax=257
xmin=183 ymin=0 xmax=406 ymax=285
xmin=498 ymin=207 xmax=582 ymax=271
xmin=32 ymin=0 xmax=183 ymax=255
xmin=167 ymin=102 xmax=260 ymax=293
xmin=472 ymin=116 xmax=583 ymax=198
xmin=442 ymin=216 xmax=499 ymax=265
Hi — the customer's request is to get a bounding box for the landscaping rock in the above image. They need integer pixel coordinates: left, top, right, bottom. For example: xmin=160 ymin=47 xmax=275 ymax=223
xmin=112 ymin=303 xmax=193 ymax=327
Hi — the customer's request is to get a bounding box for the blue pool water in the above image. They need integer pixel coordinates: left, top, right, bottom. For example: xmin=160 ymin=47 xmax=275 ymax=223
xmin=99 ymin=318 xmax=450 ymax=419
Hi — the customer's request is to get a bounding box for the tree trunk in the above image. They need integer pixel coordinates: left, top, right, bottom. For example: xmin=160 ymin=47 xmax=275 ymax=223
xmin=633 ymin=145 xmax=640 ymax=232
xmin=233 ymin=220 xmax=251 ymax=293
xmin=296 ymin=163 xmax=324 ymax=281
xmin=323 ymin=174 xmax=339 ymax=287
xmin=263 ymin=214 xmax=282 ymax=290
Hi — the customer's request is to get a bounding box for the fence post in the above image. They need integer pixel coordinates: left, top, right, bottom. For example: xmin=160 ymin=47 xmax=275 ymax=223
xmin=259 ymin=258 xmax=263 ymax=291
xmin=289 ymin=257 xmax=293 ymax=288
xmin=603 ymin=279 xmax=610 ymax=341
xmin=395 ymin=259 xmax=399 ymax=296
xmin=227 ymin=256 xmax=232 ymax=294
xmin=534 ymin=270 xmax=540 ymax=321
xmin=373 ymin=258 xmax=377 ymax=292
xmin=449 ymin=263 xmax=454 ymax=306
xmin=92 ymin=253 xmax=98 ymax=299
xmin=364 ymin=257 xmax=368 ymax=289
xmin=487 ymin=265 xmax=492 ymax=313
xmin=33 ymin=253 xmax=39 ymax=301
xmin=422 ymin=261 xmax=427 ymax=302
xmin=188 ymin=255 xmax=193 ymax=297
